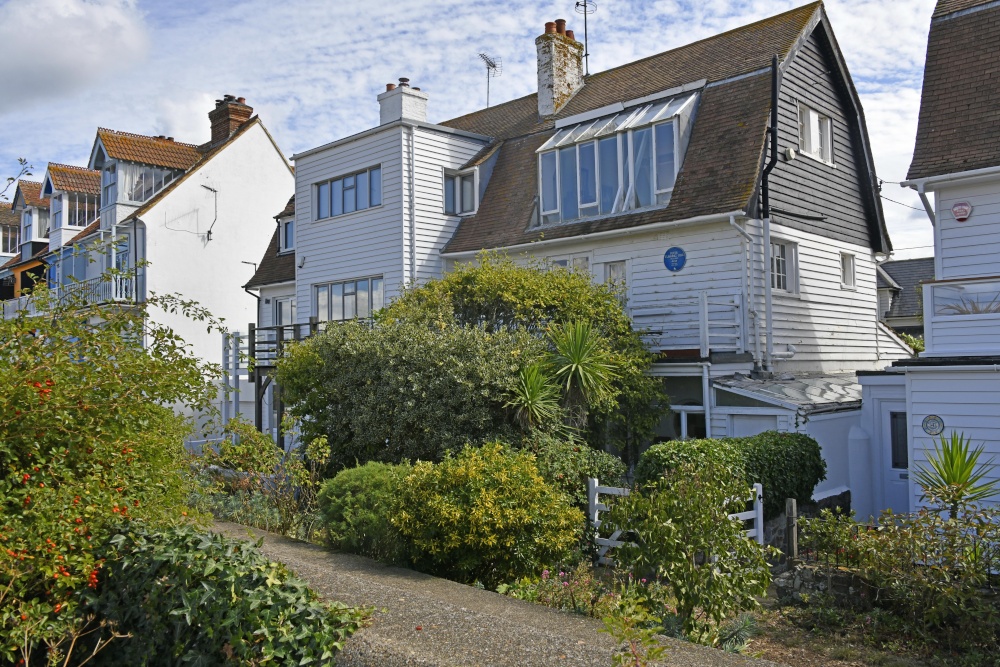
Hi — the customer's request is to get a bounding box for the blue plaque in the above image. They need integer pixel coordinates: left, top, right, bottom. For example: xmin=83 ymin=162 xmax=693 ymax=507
xmin=664 ymin=247 xmax=686 ymax=272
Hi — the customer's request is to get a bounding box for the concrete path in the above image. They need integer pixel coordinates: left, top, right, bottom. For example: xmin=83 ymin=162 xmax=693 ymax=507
xmin=213 ymin=522 xmax=785 ymax=667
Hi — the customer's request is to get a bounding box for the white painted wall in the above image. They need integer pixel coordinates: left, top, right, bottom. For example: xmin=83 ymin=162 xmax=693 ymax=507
xmin=934 ymin=179 xmax=1000 ymax=280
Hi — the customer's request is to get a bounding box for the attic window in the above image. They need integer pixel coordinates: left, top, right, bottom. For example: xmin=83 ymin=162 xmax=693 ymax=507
xmin=280 ymin=218 xmax=294 ymax=252
xmin=798 ymin=104 xmax=833 ymax=164
xmin=444 ymin=170 xmax=476 ymax=215
xmin=536 ymin=93 xmax=695 ymax=225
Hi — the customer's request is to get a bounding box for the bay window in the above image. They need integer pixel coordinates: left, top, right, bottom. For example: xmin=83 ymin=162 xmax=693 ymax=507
xmin=102 ymin=164 xmax=117 ymax=207
xmin=315 ymin=165 xmax=382 ymax=220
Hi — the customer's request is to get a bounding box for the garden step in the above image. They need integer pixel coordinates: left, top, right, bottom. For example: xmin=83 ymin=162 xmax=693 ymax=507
xmin=212 ymin=522 xmax=787 ymax=667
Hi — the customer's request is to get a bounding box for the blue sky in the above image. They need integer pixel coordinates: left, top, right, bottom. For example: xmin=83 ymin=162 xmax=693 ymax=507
xmin=0 ymin=0 xmax=936 ymax=257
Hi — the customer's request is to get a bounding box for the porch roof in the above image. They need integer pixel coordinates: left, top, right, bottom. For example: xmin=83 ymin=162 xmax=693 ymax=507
xmin=713 ymin=372 xmax=862 ymax=413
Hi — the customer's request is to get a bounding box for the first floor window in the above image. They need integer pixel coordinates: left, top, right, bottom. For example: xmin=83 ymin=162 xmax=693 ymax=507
xmin=604 ymin=260 xmax=626 ymax=284
xmin=315 ymin=165 xmax=382 ymax=220
xmin=281 ymin=218 xmax=294 ymax=251
xmin=315 ymin=276 xmax=384 ymax=322
xmin=22 ymin=210 xmax=32 ymax=242
xmin=444 ymin=171 xmax=476 ymax=215
xmin=840 ymin=252 xmax=856 ymax=288
xmin=771 ymin=241 xmax=797 ymax=292
xmin=799 ymin=104 xmax=833 ymax=163
xmin=274 ymin=297 xmax=295 ymax=326
xmin=1 ymin=225 xmax=18 ymax=254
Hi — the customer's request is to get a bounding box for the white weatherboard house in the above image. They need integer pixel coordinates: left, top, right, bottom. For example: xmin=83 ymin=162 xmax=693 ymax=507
xmin=0 ymin=96 xmax=294 ymax=428
xmin=857 ymin=0 xmax=1000 ymax=518
xmin=246 ymin=2 xmax=912 ymax=499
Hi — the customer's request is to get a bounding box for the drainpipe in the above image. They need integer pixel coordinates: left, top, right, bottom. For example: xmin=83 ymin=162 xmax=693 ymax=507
xmin=702 ymin=363 xmax=713 ymax=439
xmin=760 ymin=54 xmax=780 ymax=372
xmin=729 ymin=215 xmax=760 ymax=368
xmin=915 ymin=182 xmax=936 ymax=226
xmin=407 ymin=124 xmax=417 ymax=284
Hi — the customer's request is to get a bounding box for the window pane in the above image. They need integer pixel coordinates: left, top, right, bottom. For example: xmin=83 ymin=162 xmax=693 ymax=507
xmin=632 ymin=127 xmax=653 ymax=208
xmin=444 ymin=176 xmax=456 ymax=214
xmin=655 ymin=122 xmax=676 ymax=192
xmin=559 ymin=146 xmax=578 ymax=221
xmin=821 ymin=117 xmax=832 ymax=162
xmin=343 ymin=281 xmax=356 ymax=319
xmin=460 ymin=174 xmax=475 ymax=213
xmin=598 ymin=137 xmax=618 ymax=214
xmin=356 ymin=280 xmax=370 ymax=319
xmin=771 ymin=243 xmax=787 ymax=291
xmin=343 ymin=176 xmax=356 ymax=214
xmin=799 ymin=107 xmax=812 ymax=155
xmin=605 ymin=260 xmax=626 ymax=284
xmin=371 ymin=278 xmax=384 ymax=311
xmin=283 ymin=220 xmax=294 ymax=249
xmin=332 ymin=180 xmax=343 ymax=216
xmin=370 ymin=166 xmax=382 ymax=206
xmin=317 ymin=182 xmax=330 ymax=219
xmin=579 ymin=142 xmax=597 ymax=205
xmin=357 ymin=170 xmax=369 ymax=210
xmin=572 ymin=256 xmax=590 ymax=272
xmin=621 ymin=133 xmax=630 ymax=205
xmin=330 ymin=283 xmax=344 ymax=321
xmin=316 ymin=286 xmax=329 ymax=322
xmin=890 ymin=412 xmax=908 ymax=469
xmin=541 ymin=152 xmax=558 ymax=213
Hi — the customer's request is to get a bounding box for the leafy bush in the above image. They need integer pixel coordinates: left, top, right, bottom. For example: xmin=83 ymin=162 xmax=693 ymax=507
xmin=635 ymin=432 xmax=827 ymax=519
xmin=392 ymin=443 xmax=583 ymax=587
xmin=605 ymin=460 xmax=775 ymax=642
xmin=497 ymin=562 xmax=622 ymax=618
xmin=529 ymin=435 xmax=626 ymax=508
xmin=0 ymin=284 xmax=220 ymax=664
xmin=276 ymin=320 xmax=547 ymax=469
xmin=318 ymin=462 xmax=412 ymax=565
xmin=89 ymin=524 xmax=366 ymax=665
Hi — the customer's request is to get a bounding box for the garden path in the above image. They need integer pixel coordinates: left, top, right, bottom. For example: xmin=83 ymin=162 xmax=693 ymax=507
xmin=212 ymin=522 xmax=786 ymax=667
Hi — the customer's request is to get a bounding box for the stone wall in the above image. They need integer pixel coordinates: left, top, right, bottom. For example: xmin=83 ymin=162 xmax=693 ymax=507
xmin=773 ymin=562 xmax=872 ymax=609
xmin=764 ymin=489 xmax=852 ymax=566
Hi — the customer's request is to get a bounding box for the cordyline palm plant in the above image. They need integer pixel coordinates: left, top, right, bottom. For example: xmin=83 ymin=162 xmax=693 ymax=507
xmin=548 ymin=321 xmax=619 ymax=429
xmin=505 ymin=362 xmax=565 ymax=432
xmin=914 ymin=431 xmax=1000 ymax=518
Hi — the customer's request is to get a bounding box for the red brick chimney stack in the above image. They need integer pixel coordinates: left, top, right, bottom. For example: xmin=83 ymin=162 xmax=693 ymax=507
xmin=209 ymin=94 xmax=253 ymax=145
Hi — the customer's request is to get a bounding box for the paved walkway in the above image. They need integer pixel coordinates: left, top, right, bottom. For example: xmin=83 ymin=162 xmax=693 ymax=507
xmin=213 ymin=522 xmax=785 ymax=667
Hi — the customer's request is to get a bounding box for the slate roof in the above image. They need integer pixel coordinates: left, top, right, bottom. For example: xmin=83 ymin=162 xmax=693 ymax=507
xmin=96 ymin=129 xmax=202 ymax=170
xmin=438 ymin=3 xmax=861 ymax=254
xmin=880 ymin=257 xmax=935 ymax=319
xmin=933 ymin=0 xmax=996 ymax=18
xmin=714 ymin=372 xmax=862 ymax=412
xmin=16 ymin=181 xmax=47 ymax=209
xmin=245 ymin=228 xmax=295 ymax=289
xmin=276 ymin=195 xmax=295 ymax=219
xmin=0 ymin=202 xmax=18 ymax=228
xmin=47 ymin=163 xmax=101 ymax=195
xmin=908 ymin=1 xmax=1000 ymax=179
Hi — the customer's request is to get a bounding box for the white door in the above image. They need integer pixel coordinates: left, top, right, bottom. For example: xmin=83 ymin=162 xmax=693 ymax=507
xmin=880 ymin=403 xmax=910 ymax=513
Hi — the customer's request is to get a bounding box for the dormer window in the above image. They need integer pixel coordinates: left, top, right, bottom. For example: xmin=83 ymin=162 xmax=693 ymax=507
xmin=22 ymin=210 xmax=32 ymax=242
xmin=444 ymin=170 xmax=476 ymax=215
xmin=102 ymin=164 xmax=117 ymax=206
xmin=536 ymin=93 xmax=694 ymax=225
xmin=280 ymin=218 xmax=294 ymax=252
xmin=123 ymin=164 xmax=178 ymax=203
xmin=315 ymin=165 xmax=382 ymax=220
xmin=798 ymin=104 xmax=833 ymax=164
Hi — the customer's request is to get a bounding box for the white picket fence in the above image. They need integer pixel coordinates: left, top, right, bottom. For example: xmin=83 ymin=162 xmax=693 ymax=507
xmin=587 ymin=478 xmax=765 ymax=566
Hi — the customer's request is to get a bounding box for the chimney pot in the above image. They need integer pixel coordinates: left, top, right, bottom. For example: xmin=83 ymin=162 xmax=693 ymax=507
xmin=378 ymin=78 xmax=428 ymax=124
xmin=566 ymin=29 xmax=575 ymax=40
xmin=413 ymin=87 xmax=420 ymax=91
xmin=208 ymin=94 xmax=253 ymax=145
xmin=386 ymin=83 xmax=396 ymax=91
xmin=237 ymin=96 xmax=246 ymax=104
xmin=536 ymin=20 xmax=584 ymax=116
xmin=544 ymin=21 xmax=556 ymax=34
xmin=555 ymin=18 xmax=566 ymax=34
xmin=167 ymin=137 xmax=174 ymax=142
xmin=398 ymin=77 xmax=410 ymax=87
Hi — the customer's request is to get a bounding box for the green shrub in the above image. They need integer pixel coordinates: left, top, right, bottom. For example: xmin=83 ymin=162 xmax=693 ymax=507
xmin=89 ymin=524 xmax=366 ymax=665
xmin=529 ymin=435 xmax=626 ymax=508
xmin=497 ymin=562 xmax=621 ymax=618
xmin=392 ymin=443 xmax=583 ymax=587
xmin=605 ymin=460 xmax=775 ymax=643
xmin=318 ymin=462 xmax=412 ymax=565
xmin=635 ymin=432 xmax=826 ymax=519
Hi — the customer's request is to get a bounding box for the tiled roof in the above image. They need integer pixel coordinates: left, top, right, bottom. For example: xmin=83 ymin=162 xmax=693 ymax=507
xmin=908 ymin=3 xmax=1000 ymax=179
xmin=245 ymin=228 xmax=295 ymax=289
xmin=0 ymin=245 xmax=46 ymax=271
xmin=440 ymin=0 xmax=810 ymax=254
xmin=17 ymin=181 xmax=47 ymax=209
xmin=881 ymin=257 xmax=934 ymax=319
xmin=47 ymin=163 xmax=100 ymax=195
xmin=66 ymin=220 xmax=101 ymax=245
xmin=0 ymin=202 xmax=18 ymax=228
xmin=96 ymin=128 xmax=202 ymax=170
xmin=275 ymin=195 xmax=294 ymax=219
xmin=933 ymin=0 xmax=996 ymax=18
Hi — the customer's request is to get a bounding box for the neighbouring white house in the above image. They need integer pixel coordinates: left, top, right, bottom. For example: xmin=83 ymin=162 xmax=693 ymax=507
xmin=245 ymin=2 xmax=912 ymax=496
xmin=0 ymin=96 xmax=294 ymax=431
xmin=856 ymin=0 xmax=1000 ymax=518
xmin=1 ymin=180 xmax=50 ymax=299
xmin=0 ymin=202 xmax=22 ymax=300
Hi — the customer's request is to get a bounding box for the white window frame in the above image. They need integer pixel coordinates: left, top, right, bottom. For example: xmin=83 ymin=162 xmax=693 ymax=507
xmin=798 ymin=103 xmax=834 ymax=165
xmin=279 ymin=218 xmax=294 ymax=253
xmin=22 ymin=210 xmax=33 ymax=243
xmin=443 ymin=167 xmax=478 ymax=216
xmin=604 ymin=260 xmax=627 ymax=285
xmin=313 ymin=275 xmax=385 ymax=322
xmin=770 ymin=239 xmax=799 ymax=294
xmin=273 ymin=296 xmax=295 ymax=326
xmin=548 ymin=252 xmax=592 ymax=273
xmin=314 ymin=164 xmax=383 ymax=221
xmin=840 ymin=252 xmax=856 ymax=290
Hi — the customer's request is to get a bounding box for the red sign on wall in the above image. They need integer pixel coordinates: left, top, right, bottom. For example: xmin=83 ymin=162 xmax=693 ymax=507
xmin=952 ymin=201 xmax=973 ymax=222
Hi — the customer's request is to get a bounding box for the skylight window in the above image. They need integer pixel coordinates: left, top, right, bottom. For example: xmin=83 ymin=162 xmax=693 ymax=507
xmin=536 ymin=92 xmax=695 ymax=225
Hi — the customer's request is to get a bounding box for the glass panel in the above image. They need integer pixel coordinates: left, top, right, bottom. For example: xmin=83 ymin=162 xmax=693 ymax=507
xmin=343 ymin=281 xmax=356 ymax=319
xmin=621 ymin=134 xmax=630 ymax=207
xmin=890 ymin=412 xmax=908 ymax=470
xmin=572 ymin=256 xmax=590 ymax=272
xmin=578 ymin=142 xmax=597 ymax=205
xmin=771 ymin=243 xmax=787 ymax=291
xmin=343 ymin=175 xmax=356 ymax=214
xmin=799 ymin=106 xmax=813 ymax=156
xmin=371 ymin=278 xmax=384 ymax=312
xmin=357 ymin=170 xmax=369 ymax=210
xmin=444 ymin=176 xmax=456 ymax=214
xmin=540 ymin=152 xmax=558 ymax=213
xmin=638 ymin=101 xmax=670 ymax=126
xmin=551 ymin=259 xmax=569 ymax=268
xmin=316 ymin=286 xmax=329 ymax=322
xmin=317 ymin=182 xmax=330 ymax=219
xmin=632 ymin=127 xmax=653 ymax=208
xmin=654 ymin=122 xmax=676 ymax=192
xmin=370 ymin=166 xmax=382 ymax=206
xmin=332 ymin=180 xmax=343 ymax=216
xmin=559 ymin=146 xmax=578 ymax=221
xmin=598 ymin=137 xmax=618 ymax=215
xmin=283 ymin=220 xmax=294 ymax=250
xmin=356 ymin=280 xmax=370 ymax=319
xmin=579 ymin=205 xmax=598 ymax=218
xmin=460 ymin=174 xmax=475 ymax=213
xmin=330 ymin=283 xmax=344 ymax=321
xmin=934 ymin=279 xmax=1000 ymax=315
xmin=605 ymin=261 xmax=625 ymax=284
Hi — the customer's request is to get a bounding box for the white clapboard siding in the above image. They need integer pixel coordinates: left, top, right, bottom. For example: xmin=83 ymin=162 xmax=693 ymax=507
xmin=935 ymin=180 xmax=1000 ymax=280
xmin=256 ymin=284 xmax=296 ymax=329
xmin=926 ymin=313 xmax=1000 ymax=356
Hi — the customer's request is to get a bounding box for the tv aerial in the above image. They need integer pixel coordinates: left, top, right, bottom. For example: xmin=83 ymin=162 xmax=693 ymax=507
xmin=575 ymin=0 xmax=596 ymax=75
xmin=478 ymin=52 xmax=502 ymax=107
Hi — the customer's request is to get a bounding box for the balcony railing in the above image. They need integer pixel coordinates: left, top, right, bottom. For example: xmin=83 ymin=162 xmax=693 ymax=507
xmin=630 ymin=292 xmax=746 ymax=358
xmin=1 ymin=275 xmax=137 ymax=320
xmin=923 ymin=276 xmax=1000 ymax=356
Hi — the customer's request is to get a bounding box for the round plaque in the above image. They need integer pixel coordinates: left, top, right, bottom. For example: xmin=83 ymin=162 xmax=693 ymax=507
xmin=663 ymin=247 xmax=686 ymax=272
xmin=922 ymin=415 xmax=945 ymax=436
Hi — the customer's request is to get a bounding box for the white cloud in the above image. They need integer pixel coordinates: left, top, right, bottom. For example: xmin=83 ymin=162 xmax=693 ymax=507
xmin=0 ymin=0 xmax=149 ymax=115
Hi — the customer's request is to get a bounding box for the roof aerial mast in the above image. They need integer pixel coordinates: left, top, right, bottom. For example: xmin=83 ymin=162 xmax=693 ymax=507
xmin=575 ymin=0 xmax=596 ymax=75
xmin=478 ymin=53 xmax=502 ymax=107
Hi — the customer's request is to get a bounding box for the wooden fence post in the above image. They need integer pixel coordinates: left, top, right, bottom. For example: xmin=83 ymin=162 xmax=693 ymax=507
xmin=786 ymin=498 xmax=798 ymax=561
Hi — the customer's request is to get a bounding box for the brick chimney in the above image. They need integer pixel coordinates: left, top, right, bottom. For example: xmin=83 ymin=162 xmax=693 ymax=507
xmin=209 ymin=94 xmax=253 ymax=144
xmin=377 ymin=77 xmax=429 ymax=125
xmin=536 ymin=19 xmax=584 ymax=117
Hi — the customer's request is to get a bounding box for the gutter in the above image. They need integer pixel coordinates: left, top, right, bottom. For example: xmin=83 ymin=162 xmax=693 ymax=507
xmin=293 ymin=119 xmax=491 ymax=161
xmin=440 ymin=209 xmax=746 ymax=259
xmin=903 ymin=164 xmax=1000 ymax=224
